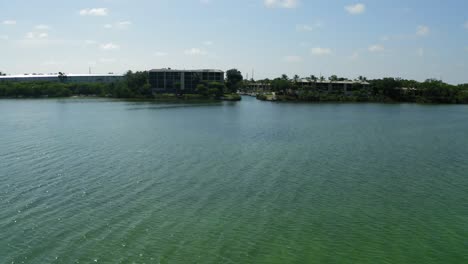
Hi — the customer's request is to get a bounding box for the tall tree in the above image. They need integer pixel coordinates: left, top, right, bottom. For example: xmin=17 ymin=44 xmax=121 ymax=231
xmin=58 ymin=72 xmax=68 ymax=83
xmin=226 ymin=69 xmax=243 ymax=93
xmin=309 ymin=75 xmax=318 ymax=89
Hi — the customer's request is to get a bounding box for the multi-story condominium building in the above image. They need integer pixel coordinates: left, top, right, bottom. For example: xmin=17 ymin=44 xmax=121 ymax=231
xmin=149 ymin=68 xmax=224 ymax=93
xmin=245 ymin=79 xmax=370 ymax=94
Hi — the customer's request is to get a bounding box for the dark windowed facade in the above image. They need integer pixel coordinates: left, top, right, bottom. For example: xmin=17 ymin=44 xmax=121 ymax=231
xmin=149 ymin=69 xmax=224 ymax=93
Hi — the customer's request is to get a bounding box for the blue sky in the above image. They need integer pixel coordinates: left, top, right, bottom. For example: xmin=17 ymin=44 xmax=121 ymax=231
xmin=1 ymin=0 xmax=467 ymax=83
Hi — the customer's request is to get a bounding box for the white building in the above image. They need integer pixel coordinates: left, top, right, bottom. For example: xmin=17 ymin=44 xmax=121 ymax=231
xmin=0 ymin=73 xmax=123 ymax=83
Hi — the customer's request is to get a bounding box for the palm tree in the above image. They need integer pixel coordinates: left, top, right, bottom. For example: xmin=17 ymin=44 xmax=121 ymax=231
xmin=358 ymin=76 xmax=368 ymax=82
xmin=307 ymin=75 xmax=317 ymax=89
xmin=58 ymin=72 xmax=67 ymax=83
xmin=281 ymin=74 xmax=289 ymax=81
xmin=292 ymin=74 xmax=300 ymax=90
xmin=293 ymin=74 xmax=300 ymax=83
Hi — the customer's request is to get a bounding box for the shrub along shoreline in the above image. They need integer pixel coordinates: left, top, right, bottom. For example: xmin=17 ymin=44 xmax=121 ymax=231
xmin=251 ymin=77 xmax=468 ymax=104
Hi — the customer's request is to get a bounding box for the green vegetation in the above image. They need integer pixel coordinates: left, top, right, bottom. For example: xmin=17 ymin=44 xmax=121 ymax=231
xmin=221 ymin=93 xmax=242 ymax=101
xmin=249 ymin=75 xmax=468 ymax=104
xmin=225 ymin=69 xmax=243 ymax=93
xmin=0 ymin=70 xmax=239 ymax=101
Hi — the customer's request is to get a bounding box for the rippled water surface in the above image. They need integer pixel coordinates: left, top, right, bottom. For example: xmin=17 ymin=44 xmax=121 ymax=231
xmin=1 ymin=97 xmax=467 ymax=263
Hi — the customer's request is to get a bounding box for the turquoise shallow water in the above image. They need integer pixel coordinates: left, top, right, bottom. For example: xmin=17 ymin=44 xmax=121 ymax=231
xmin=1 ymin=97 xmax=467 ymax=263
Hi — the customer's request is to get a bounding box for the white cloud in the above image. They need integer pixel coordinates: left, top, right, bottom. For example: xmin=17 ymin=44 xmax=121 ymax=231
xmin=42 ymin=60 xmax=66 ymax=66
xmin=2 ymin=20 xmax=16 ymax=25
xmin=184 ymin=48 xmax=207 ymax=55
xmin=416 ymin=25 xmax=430 ymax=36
xmin=264 ymin=0 xmax=298 ymax=9
xmin=35 ymin=24 xmax=50 ymax=30
xmin=368 ymin=44 xmax=385 ymax=52
xmin=417 ymin=48 xmax=424 ymax=57
xmin=84 ymin=40 xmax=97 ymax=45
xmin=296 ymin=21 xmax=322 ymax=32
xmin=79 ymin=8 xmax=109 ymax=16
xmin=117 ymin=21 xmax=132 ymax=29
xmin=284 ymin=55 xmax=303 ymax=62
xmin=25 ymin=32 xmax=48 ymax=39
xmin=154 ymin=51 xmax=168 ymax=57
xmin=380 ymin=35 xmax=390 ymax=41
xmin=0 ymin=35 xmax=8 ymax=40
xmin=203 ymin=40 xmax=214 ymax=46
xmin=311 ymin=47 xmax=332 ymax=56
xmin=104 ymin=21 xmax=132 ymax=30
xmin=349 ymin=52 xmax=359 ymax=60
xmin=345 ymin=3 xmax=366 ymax=15
xmin=99 ymin=58 xmax=116 ymax=63
xmin=100 ymin=43 xmax=120 ymax=50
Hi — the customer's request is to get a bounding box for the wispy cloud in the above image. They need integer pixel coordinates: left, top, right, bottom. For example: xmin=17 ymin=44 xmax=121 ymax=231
xmin=79 ymin=8 xmax=109 ymax=16
xmin=99 ymin=58 xmax=116 ymax=63
xmin=284 ymin=55 xmax=303 ymax=62
xmin=104 ymin=21 xmax=132 ymax=30
xmin=368 ymin=44 xmax=385 ymax=52
xmin=117 ymin=21 xmax=132 ymax=29
xmin=154 ymin=51 xmax=168 ymax=57
xmin=296 ymin=21 xmax=322 ymax=32
xmin=380 ymin=35 xmax=390 ymax=41
xmin=84 ymin=40 xmax=97 ymax=45
xmin=417 ymin=48 xmax=424 ymax=57
xmin=311 ymin=47 xmax=332 ymax=56
xmin=464 ymin=21 xmax=468 ymax=30
xmin=264 ymin=0 xmax=298 ymax=9
xmin=41 ymin=60 xmax=66 ymax=66
xmin=184 ymin=48 xmax=207 ymax=55
xmin=25 ymin=32 xmax=48 ymax=39
xmin=416 ymin=25 xmax=430 ymax=36
xmin=2 ymin=20 xmax=16 ymax=25
xmin=349 ymin=52 xmax=359 ymax=60
xmin=203 ymin=41 xmax=214 ymax=46
xmin=345 ymin=3 xmax=366 ymax=15
xmin=100 ymin=43 xmax=120 ymax=50
xmin=35 ymin=24 xmax=51 ymax=30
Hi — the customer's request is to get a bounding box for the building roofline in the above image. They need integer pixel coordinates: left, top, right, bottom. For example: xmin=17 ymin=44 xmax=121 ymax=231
xmin=149 ymin=68 xmax=224 ymax=73
xmin=0 ymin=73 xmax=124 ymax=79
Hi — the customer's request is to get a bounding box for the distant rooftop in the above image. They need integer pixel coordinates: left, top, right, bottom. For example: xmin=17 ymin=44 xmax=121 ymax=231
xmin=0 ymin=73 xmax=123 ymax=78
xmin=149 ymin=68 xmax=224 ymax=73
xmin=297 ymin=78 xmax=370 ymax=85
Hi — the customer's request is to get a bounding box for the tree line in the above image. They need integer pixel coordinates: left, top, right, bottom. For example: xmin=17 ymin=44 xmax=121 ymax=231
xmin=0 ymin=69 xmax=243 ymax=99
xmin=246 ymin=74 xmax=468 ymax=104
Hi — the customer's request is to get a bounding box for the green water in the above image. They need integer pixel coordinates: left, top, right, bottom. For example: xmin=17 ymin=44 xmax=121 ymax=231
xmin=1 ymin=97 xmax=467 ymax=263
